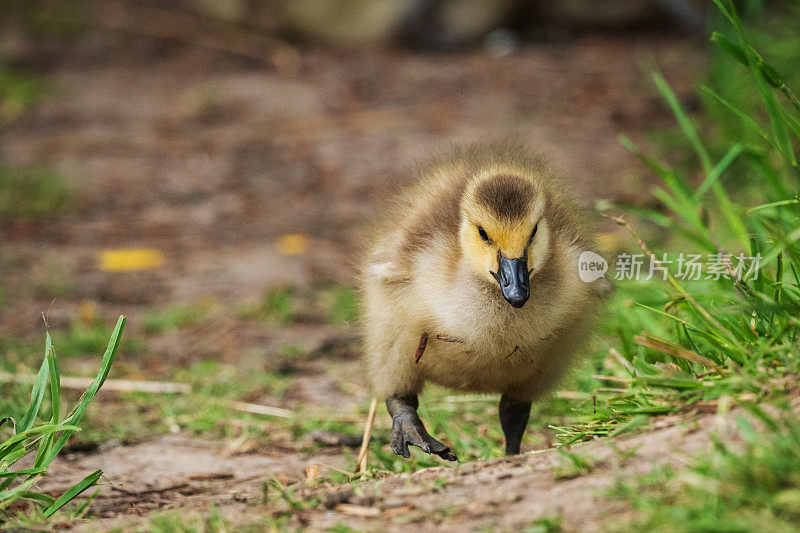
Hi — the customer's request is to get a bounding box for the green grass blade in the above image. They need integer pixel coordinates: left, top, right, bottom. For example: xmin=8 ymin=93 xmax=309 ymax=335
xmin=16 ymin=491 xmax=55 ymax=506
xmin=755 ymin=71 xmax=797 ymax=166
xmin=757 ymin=61 xmax=800 ymax=114
xmin=694 ymin=144 xmax=743 ymax=201
xmin=636 ymin=376 xmax=708 ymax=390
xmin=47 ymin=345 xmax=60 ymax=426
xmin=650 ymin=187 xmax=689 ymax=220
xmin=0 ymin=476 xmax=39 ymax=511
xmin=42 ymin=469 xmax=102 ymax=517
xmin=781 ymin=107 xmax=800 ymax=140
xmin=17 ymin=338 xmax=52 ymax=433
xmin=652 ymin=72 xmax=712 ymax=174
xmin=746 ymin=152 xmax=791 ymax=199
xmin=71 ymin=489 xmax=99 ymax=518
xmin=701 ymin=86 xmax=772 ymax=144
xmin=619 ymin=135 xmax=711 ymax=238
xmin=635 ymin=304 xmax=739 ymax=358
xmin=724 ymin=0 xmax=797 ymax=166
xmin=0 ymin=467 xmax=47 ymax=478
xmin=619 ymin=135 xmax=682 ymax=184
xmin=710 ymin=31 xmax=748 ymax=66
xmin=710 ymin=30 xmax=800 ymax=115
xmin=690 ymin=143 xmax=749 ymax=246
xmin=761 ymin=226 xmax=800 ymax=265
xmin=45 ymin=316 xmax=125 ymax=464
xmin=0 ymin=424 xmax=80 ymax=458
xmin=34 ymin=344 xmax=61 ymax=469
xmin=1 ymin=446 xmax=35 ymax=471
xmin=710 ymin=0 xmax=734 ymax=23
xmin=1 ymin=319 xmax=123 ymax=521
xmin=747 ymin=198 xmax=800 ymax=213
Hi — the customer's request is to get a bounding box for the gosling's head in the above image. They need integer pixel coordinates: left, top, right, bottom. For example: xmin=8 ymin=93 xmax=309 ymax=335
xmin=459 ymin=172 xmax=550 ymax=308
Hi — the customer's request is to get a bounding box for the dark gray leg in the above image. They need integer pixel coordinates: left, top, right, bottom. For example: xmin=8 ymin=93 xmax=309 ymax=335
xmin=499 ymin=395 xmax=531 ymax=455
xmin=386 ymin=394 xmax=458 ymax=461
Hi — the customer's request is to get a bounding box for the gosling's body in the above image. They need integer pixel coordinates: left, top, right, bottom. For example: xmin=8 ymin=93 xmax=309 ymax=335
xmin=365 ymin=247 xmax=589 ymax=399
xmin=362 ymin=145 xmax=608 ymax=458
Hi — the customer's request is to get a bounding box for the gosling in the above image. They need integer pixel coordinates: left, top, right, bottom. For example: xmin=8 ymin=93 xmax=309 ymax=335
xmin=361 ymin=145 xmax=610 ymax=461
xmin=362 ymin=143 xmax=609 ymax=461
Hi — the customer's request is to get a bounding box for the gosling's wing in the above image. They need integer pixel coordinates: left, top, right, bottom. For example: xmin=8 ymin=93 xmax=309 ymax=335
xmin=366 ymin=158 xmax=468 ymax=285
xmin=365 ymin=239 xmax=412 ymax=284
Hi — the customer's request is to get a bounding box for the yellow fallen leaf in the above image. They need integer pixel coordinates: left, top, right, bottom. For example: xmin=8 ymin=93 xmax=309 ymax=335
xmin=98 ymin=248 xmax=165 ymax=272
xmin=304 ymin=464 xmax=320 ymax=484
xmin=277 ymin=233 xmax=309 ymax=255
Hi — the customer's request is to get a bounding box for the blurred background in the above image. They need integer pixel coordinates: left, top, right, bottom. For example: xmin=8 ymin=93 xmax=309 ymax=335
xmin=0 ymin=0 xmax=711 ymax=337
xmin=1 ymin=0 xmax=799 ymax=523
xmin=0 ymin=1 xmax=714 ymax=382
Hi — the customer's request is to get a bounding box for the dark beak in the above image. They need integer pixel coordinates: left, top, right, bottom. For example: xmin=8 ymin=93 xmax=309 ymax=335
xmin=493 ymin=257 xmax=530 ymax=308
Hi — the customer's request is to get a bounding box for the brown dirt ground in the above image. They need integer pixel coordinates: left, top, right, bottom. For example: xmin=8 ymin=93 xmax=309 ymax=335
xmin=0 ymin=2 xmax=712 ymax=530
xmin=48 ymin=410 xmax=732 ymax=531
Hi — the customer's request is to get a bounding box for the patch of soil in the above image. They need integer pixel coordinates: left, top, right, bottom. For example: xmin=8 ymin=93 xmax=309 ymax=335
xmin=40 ymin=433 xmax=348 ymax=519
xmin=48 ymin=410 xmax=734 ymax=531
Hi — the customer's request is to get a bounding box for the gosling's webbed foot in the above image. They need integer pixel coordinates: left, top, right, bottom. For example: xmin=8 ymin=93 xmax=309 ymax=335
xmin=390 ymin=410 xmax=458 ymax=461
xmin=386 ymin=394 xmax=458 ymax=461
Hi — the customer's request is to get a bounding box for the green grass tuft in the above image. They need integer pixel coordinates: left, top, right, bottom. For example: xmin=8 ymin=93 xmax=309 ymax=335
xmin=144 ymin=506 xmax=230 ymax=533
xmin=0 ymin=164 xmax=72 ymax=225
xmin=241 ymin=286 xmax=296 ymax=324
xmin=0 ymin=68 xmax=48 ymax=125
xmin=613 ymin=406 xmax=800 ymax=532
xmin=0 ymin=316 xmax=125 ymax=524
xmin=143 ymin=302 xmax=214 ymax=334
xmin=556 ymin=0 xmax=800 ymax=445
xmin=319 ymin=285 xmax=359 ymax=325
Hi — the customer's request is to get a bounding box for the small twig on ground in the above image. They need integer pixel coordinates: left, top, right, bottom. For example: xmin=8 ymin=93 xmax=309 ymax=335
xmin=608 ymin=348 xmax=636 ymax=374
xmin=354 ymin=397 xmax=378 ymax=474
xmin=210 ymin=398 xmax=293 ymax=419
xmin=335 ymin=503 xmax=381 ymax=517
xmin=110 ymin=482 xmax=189 ymax=496
xmin=319 ymin=462 xmax=356 ymax=477
xmin=1 ymin=373 xmax=296 ymax=419
xmin=634 ymin=333 xmax=721 ymax=370
xmin=186 ymin=472 xmax=235 ymax=481
xmin=554 ymin=391 xmax=592 ymax=400
xmin=592 ymin=374 xmax=635 ymax=383
xmin=0 ymin=372 xmax=191 ymax=394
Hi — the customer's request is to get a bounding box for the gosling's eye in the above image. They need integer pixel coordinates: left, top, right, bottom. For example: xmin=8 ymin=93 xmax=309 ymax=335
xmin=530 ymin=224 xmax=538 ymax=240
xmin=478 ymin=226 xmax=490 ymax=242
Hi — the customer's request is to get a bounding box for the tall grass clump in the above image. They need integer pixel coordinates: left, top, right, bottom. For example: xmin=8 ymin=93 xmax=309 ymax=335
xmin=0 ymin=316 xmax=125 ymax=522
xmin=559 ymin=0 xmax=800 ymax=443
